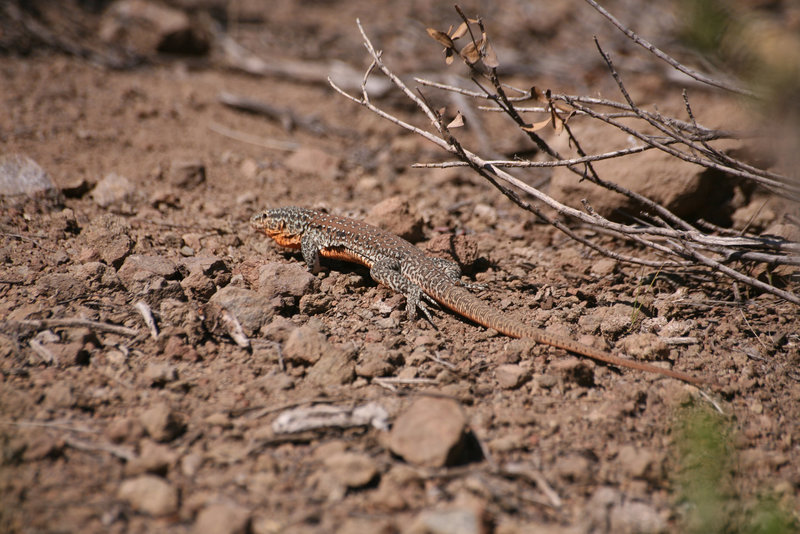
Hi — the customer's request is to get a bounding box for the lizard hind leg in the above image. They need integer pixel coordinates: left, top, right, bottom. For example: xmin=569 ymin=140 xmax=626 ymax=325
xmin=370 ymin=258 xmax=434 ymax=322
xmin=431 ymin=256 xmax=486 ymax=291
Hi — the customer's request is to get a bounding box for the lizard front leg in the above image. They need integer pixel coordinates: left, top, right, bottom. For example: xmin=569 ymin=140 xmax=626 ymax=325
xmin=300 ymin=232 xmax=322 ymax=273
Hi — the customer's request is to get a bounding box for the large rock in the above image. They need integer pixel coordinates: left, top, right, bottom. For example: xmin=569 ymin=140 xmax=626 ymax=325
xmin=193 ymin=503 xmax=250 ymax=534
xmin=100 ymin=0 xmax=209 ymax=56
xmin=366 ymin=196 xmax=424 ymax=242
xmin=389 ymin=398 xmax=469 ymax=467
xmin=548 ymin=120 xmax=734 ymax=222
xmin=0 ymin=154 xmax=63 ymax=208
xmin=118 ymin=475 xmax=178 ymax=516
xmin=207 ymin=286 xmax=276 ymax=336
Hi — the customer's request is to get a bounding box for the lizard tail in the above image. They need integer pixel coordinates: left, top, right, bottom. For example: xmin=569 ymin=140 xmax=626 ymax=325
xmin=433 ymin=286 xmax=709 ymax=386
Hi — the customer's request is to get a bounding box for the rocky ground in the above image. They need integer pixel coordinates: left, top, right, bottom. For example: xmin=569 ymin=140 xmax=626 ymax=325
xmin=1 ymin=1 xmax=799 ymax=533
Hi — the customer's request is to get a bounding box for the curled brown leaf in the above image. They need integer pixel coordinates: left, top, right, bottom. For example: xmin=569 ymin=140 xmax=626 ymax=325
xmin=451 ymin=22 xmax=469 ymax=40
xmin=460 ymin=39 xmax=482 ymax=64
xmin=482 ymin=39 xmax=499 ymax=68
xmin=520 ymin=117 xmax=552 ymax=132
xmin=427 ymin=28 xmax=454 ymax=49
xmin=447 ymin=111 xmax=465 ymax=128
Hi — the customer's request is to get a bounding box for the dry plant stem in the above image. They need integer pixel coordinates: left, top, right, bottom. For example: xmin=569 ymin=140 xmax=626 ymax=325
xmin=1 ymin=420 xmax=98 ymax=433
xmin=16 ymin=318 xmax=138 ymax=336
xmin=64 ymin=436 xmax=136 ymax=462
xmin=334 ymin=76 xmax=676 ymax=269
xmin=220 ymin=309 xmax=250 ymax=348
xmin=562 ymin=94 xmax=800 ymax=199
xmin=423 ymin=75 xmax=788 ymax=189
xmin=421 ymin=82 xmax=717 ymax=236
xmin=583 ymin=0 xmax=754 ymax=97
xmin=680 ymin=92 xmax=789 ymax=185
xmin=333 ymin=20 xmax=800 ymax=305
xmin=134 ymin=301 xmax=158 ymax=340
xmin=418 ymin=79 xmax=731 ymax=142
xmin=501 ymin=462 xmax=563 ymax=508
xmin=208 ymin=121 xmax=298 ymax=151
xmin=414 ymin=143 xmax=666 ymax=168
xmin=593 ymin=39 xmax=798 ymax=196
xmin=29 ymin=339 xmax=57 ymax=365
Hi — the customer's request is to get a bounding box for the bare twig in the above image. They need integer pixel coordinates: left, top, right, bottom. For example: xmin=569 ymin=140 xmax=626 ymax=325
xmin=502 ymin=462 xmax=563 ymax=509
xmin=29 ymin=338 xmax=57 ymax=365
xmin=134 ymin=301 xmax=158 ymax=340
xmin=271 ymin=402 xmax=389 ymax=433
xmin=218 ymin=91 xmax=341 ymax=136
xmin=207 ymin=121 xmax=298 ymax=151
xmin=0 ymin=232 xmax=56 ymax=253
xmin=64 ymin=436 xmax=137 ymax=462
xmin=583 ymin=0 xmax=754 ymax=97
xmin=0 ymin=419 xmax=97 ymax=433
xmin=16 ymin=318 xmax=139 ymax=337
xmin=219 ymin=309 xmax=250 ymax=349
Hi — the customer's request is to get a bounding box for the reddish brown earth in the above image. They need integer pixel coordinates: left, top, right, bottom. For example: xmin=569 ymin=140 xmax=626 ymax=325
xmin=1 ymin=1 xmax=798 ymax=533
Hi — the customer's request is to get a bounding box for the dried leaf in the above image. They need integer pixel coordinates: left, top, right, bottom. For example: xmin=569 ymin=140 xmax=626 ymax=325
xmin=451 ymin=22 xmax=469 ymax=40
xmin=482 ymin=39 xmax=499 ymax=68
xmin=552 ymin=101 xmax=572 ymax=113
xmin=460 ymin=39 xmax=483 ymax=64
xmin=445 ymin=48 xmax=454 ymax=64
xmin=437 ymin=107 xmax=446 ymax=117
xmin=531 ymin=86 xmax=547 ymax=102
xmin=427 ymin=28 xmax=454 ymax=49
xmin=550 ymin=108 xmax=564 ymax=134
xmin=447 ymin=112 xmax=465 ymax=128
xmin=521 ymin=117 xmax=552 ymax=132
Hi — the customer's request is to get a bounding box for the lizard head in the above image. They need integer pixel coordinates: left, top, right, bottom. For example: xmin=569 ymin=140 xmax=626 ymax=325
xmin=250 ymin=207 xmax=313 ymax=249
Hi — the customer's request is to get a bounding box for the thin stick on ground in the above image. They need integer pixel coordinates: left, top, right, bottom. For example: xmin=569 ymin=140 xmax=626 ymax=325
xmin=15 ymin=318 xmax=139 ymax=337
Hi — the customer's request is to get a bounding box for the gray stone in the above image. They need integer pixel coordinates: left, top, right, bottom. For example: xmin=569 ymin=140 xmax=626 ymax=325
xmin=118 ymin=475 xmax=178 ymax=517
xmin=257 ymin=262 xmax=316 ymax=301
xmin=323 ymin=452 xmax=378 ymax=488
xmin=408 ymin=506 xmax=485 ymax=534
xmin=389 ymin=398 xmax=467 ymax=468
xmin=143 ymin=362 xmax=178 ymax=386
xmin=118 ymin=254 xmax=184 ymax=303
xmin=495 ymin=364 xmax=530 ymax=390
xmin=91 ymin=172 xmax=136 ymax=207
xmin=307 ymin=346 xmax=356 ymax=386
xmin=100 ymin=0 xmax=209 ymax=56
xmin=80 ymin=214 xmax=134 ymax=268
xmin=283 ymin=323 xmax=330 ymax=366
xmin=140 ymin=402 xmax=184 ymax=442
xmin=208 ymin=286 xmax=276 ymax=337
xmin=0 ymin=154 xmax=63 ymax=206
xmin=366 ymin=196 xmax=423 ymax=242
xmin=193 ymin=503 xmax=250 ymax=534
xmin=168 ymin=160 xmax=205 ymax=188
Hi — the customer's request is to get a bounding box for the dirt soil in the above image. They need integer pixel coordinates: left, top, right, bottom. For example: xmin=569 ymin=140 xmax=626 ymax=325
xmin=1 ymin=1 xmax=799 ymax=533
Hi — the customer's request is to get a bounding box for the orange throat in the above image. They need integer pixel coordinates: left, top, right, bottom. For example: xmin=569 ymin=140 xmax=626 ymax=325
xmin=266 ymin=231 xmax=302 ymax=249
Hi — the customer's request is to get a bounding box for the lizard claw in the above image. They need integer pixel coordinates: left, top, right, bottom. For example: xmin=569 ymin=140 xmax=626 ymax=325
xmin=416 ymin=300 xmax=435 ymax=323
xmin=460 ymin=280 xmax=487 ymax=291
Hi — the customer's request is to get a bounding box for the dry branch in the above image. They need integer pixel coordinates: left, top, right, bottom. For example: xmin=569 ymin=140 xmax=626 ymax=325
xmin=329 ymin=9 xmax=799 ymax=306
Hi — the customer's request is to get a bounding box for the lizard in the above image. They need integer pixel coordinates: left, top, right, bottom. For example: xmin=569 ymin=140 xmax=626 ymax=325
xmin=251 ymin=206 xmax=708 ymax=386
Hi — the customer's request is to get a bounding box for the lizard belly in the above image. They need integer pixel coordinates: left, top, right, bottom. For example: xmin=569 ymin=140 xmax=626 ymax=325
xmin=319 ymin=246 xmax=374 ymax=269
